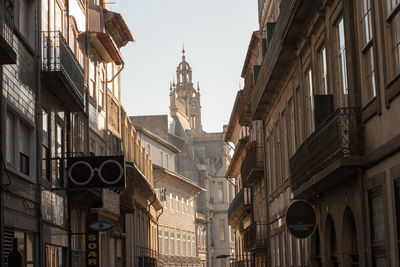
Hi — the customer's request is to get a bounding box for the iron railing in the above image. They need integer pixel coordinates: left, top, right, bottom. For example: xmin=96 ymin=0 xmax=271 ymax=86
xmin=243 ymin=221 xmax=268 ymax=250
xmin=42 ymin=31 xmax=84 ymax=100
xmin=230 ymin=259 xmax=251 ymax=267
xmin=241 ymin=141 xmax=264 ymax=186
xmin=228 ymin=187 xmax=252 ymax=223
xmin=289 ymin=108 xmax=363 ymax=191
xmin=0 ymin=0 xmax=14 ymax=47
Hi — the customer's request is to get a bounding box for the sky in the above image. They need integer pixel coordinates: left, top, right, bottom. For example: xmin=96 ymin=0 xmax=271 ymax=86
xmin=112 ymin=0 xmax=259 ymax=132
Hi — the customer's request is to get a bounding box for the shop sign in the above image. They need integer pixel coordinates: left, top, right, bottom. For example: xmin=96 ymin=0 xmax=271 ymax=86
xmin=86 ymin=213 xmax=100 ymax=267
xmin=68 ymin=155 xmax=126 ymax=189
xmin=286 ymin=199 xmax=316 ymax=239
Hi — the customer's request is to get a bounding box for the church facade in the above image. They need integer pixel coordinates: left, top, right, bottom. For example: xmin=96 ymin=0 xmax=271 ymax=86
xmin=132 ymin=50 xmax=235 ymax=266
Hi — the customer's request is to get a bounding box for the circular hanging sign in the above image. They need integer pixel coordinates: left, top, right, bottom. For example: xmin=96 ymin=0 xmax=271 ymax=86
xmin=286 ymin=199 xmax=316 ymax=239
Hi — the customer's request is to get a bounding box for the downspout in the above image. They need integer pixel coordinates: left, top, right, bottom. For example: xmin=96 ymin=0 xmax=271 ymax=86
xmin=147 ymin=193 xmax=157 ymax=267
xmin=36 ymin=0 xmax=44 ymax=265
xmin=262 ymin=121 xmax=271 ymax=267
xmin=156 ymin=205 xmax=164 ymax=267
xmin=0 ymin=55 xmax=4 ymax=267
xmin=106 ymin=63 xmax=124 ymax=84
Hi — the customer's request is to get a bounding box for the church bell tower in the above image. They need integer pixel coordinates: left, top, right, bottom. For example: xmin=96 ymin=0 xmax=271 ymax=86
xmin=170 ymin=48 xmax=202 ymax=132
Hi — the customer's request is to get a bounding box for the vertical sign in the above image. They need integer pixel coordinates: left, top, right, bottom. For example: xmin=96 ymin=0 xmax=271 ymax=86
xmin=86 ymin=213 xmax=100 ymax=266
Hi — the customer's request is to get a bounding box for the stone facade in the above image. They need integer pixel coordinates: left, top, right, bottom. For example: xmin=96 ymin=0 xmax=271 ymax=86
xmin=227 ymin=0 xmax=400 ymax=266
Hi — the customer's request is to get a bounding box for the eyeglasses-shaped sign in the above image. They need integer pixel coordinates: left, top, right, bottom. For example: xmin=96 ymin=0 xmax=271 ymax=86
xmin=67 ymin=155 xmax=126 ymax=189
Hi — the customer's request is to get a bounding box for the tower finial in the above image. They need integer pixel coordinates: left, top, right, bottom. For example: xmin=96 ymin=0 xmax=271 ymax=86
xmin=182 ymin=43 xmax=185 ymax=55
xmin=197 ymin=81 xmax=200 ymax=92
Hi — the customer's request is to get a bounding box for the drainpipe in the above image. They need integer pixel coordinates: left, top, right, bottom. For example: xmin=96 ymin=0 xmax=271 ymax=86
xmin=106 ymin=63 xmax=124 ymax=84
xmin=262 ymin=121 xmax=271 ymax=267
xmin=0 ymin=60 xmax=4 ymax=267
xmin=36 ymin=0 xmax=44 ymax=264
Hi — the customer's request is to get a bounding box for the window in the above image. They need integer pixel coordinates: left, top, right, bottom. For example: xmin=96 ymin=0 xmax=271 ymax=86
xmin=107 ymin=63 xmax=113 ymax=92
xmin=12 ymin=231 xmax=35 ymax=267
xmin=166 ymin=154 xmax=169 ymax=169
xmin=192 ymin=235 xmax=196 ymax=257
xmin=158 ymin=229 xmax=162 ymax=254
xmin=305 ymin=69 xmax=314 ymax=133
xmin=42 ymin=110 xmax=50 ymax=180
xmin=99 ymin=70 xmax=105 ymax=108
xmin=164 ymin=231 xmax=169 ymax=254
xmin=147 ymin=144 xmax=151 ymax=157
xmin=89 ymin=61 xmax=96 ymax=98
xmin=387 ymin=0 xmax=400 ymax=76
xmin=182 ymin=197 xmax=185 ymax=214
xmin=171 ymin=232 xmax=175 ymax=255
xmin=395 ymin=180 xmax=400 ymax=256
xmin=217 ymin=182 xmax=224 ymax=202
xmin=219 ymin=219 xmax=225 ymax=241
xmin=369 ymin=188 xmax=387 ymax=265
xmin=176 ymin=195 xmax=179 ymax=212
xmin=14 ymin=0 xmax=35 ymax=46
xmin=183 ymin=234 xmax=186 ymax=256
xmin=359 ymin=0 xmax=376 ymax=105
xmin=319 ymin=47 xmax=328 ymax=94
xmin=177 ymin=233 xmax=181 ymax=255
xmin=186 ymin=199 xmax=189 ymax=214
xmin=20 ymin=122 xmax=30 ymax=175
xmin=6 ymin=111 xmax=33 ymax=178
xmin=6 ymin=111 xmax=15 ymax=167
xmin=170 ymin=193 xmax=173 ymax=210
xmin=160 ymin=151 xmax=164 ymax=167
xmin=337 ymin=18 xmax=348 ymax=96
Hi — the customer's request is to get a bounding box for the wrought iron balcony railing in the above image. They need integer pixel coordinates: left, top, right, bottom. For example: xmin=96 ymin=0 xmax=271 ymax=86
xmin=42 ymin=31 xmax=85 ymax=110
xmin=241 ymin=141 xmax=264 ymax=186
xmin=0 ymin=0 xmax=16 ymax=64
xmin=289 ymin=108 xmax=363 ymax=193
xmin=230 ymin=259 xmax=251 ymax=267
xmin=243 ymin=221 xmax=268 ymax=251
xmin=228 ymin=187 xmax=252 ymax=226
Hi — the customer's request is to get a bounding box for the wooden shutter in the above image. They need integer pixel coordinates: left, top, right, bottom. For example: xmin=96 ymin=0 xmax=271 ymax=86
xmin=5 ymin=112 xmax=15 ymax=166
xmin=19 ymin=121 xmax=30 ymax=156
xmin=314 ymin=94 xmax=334 ymax=128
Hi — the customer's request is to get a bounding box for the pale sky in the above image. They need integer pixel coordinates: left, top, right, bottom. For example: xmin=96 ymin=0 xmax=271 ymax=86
xmin=112 ymin=0 xmax=259 ymax=132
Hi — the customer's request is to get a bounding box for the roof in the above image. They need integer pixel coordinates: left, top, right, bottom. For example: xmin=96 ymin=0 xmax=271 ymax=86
xmin=224 ymin=90 xmax=242 ymax=143
xmin=135 ymin=125 xmax=181 ymax=153
xmin=152 ymin=164 xmax=206 ymax=192
xmin=241 ymin=31 xmax=260 ymax=78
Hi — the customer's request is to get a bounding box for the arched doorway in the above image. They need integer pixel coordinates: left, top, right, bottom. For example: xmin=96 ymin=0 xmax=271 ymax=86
xmin=325 ymin=215 xmax=338 ymax=267
xmin=310 ymin=227 xmax=322 ymax=267
xmin=342 ymin=207 xmax=359 ymax=267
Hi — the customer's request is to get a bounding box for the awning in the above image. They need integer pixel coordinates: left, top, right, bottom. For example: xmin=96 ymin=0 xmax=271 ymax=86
xmin=125 ymin=162 xmax=162 ymax=211
xmin=87 ymin=32 xmax=124 ymax=65
xmin=103 ymin=9 xmax=134 ymax=48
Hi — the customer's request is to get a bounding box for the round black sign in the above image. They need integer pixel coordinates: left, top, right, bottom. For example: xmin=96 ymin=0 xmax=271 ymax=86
xmin=286 ymin=199 xmax=316 ymax=239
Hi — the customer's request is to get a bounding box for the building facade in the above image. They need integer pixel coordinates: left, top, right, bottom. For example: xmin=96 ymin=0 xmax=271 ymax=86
xmin=227 ymin=0 xmax=400 ymax=266
xmin=0 ymin=0 xmax=162 ymax=266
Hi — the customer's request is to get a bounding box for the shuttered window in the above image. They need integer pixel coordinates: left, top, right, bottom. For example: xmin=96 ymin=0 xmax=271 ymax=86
xmin=6 ymin=112 xmax=15 ymax=166
xmin=19 ymin=121 xmax=30 ymax=175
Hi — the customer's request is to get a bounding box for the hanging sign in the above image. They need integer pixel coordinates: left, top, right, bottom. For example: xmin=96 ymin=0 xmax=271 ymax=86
xmin=67 ymin=155 xmax=126 ymax=189
xmin=286 ymin=199 xmax=316 ymax=239
xmin=86 ymin=213 xmax=100 ymax=267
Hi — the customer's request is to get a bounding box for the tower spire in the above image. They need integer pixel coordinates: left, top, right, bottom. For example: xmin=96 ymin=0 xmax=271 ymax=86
xmin=182 ymin=43 xmax=186 ymax=61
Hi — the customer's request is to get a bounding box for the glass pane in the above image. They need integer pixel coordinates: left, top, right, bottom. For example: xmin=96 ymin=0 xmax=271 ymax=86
xmin=371 ymin=194 xmax=385 ymax=242
xmin=27 ymin=233 xmax=34 ymax=261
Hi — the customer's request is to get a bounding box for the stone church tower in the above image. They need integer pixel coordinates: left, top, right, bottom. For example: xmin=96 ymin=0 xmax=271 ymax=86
xmin=170 ymin=48 xmax=203 ymax=132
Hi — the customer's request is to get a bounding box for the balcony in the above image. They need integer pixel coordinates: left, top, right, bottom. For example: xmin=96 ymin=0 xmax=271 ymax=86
xmin=241 ymin=141 xmax=264 ymax=187
xmin=41 ymin=31 xmax=85 ymax=111
xmin=230 ymin=259 xmax=251 ymax=267
xmin=228 ymin=188 xmax=252 ymax=227
xmin=238 ymin=69 xmax=254 ymax=126
xmin=244 ymin=221 xmax=268 ymax=251
xmin=289 ymin=108 xmax=364 ymax=198
xmin=0 ymin=0 xmax=16 ymax=64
